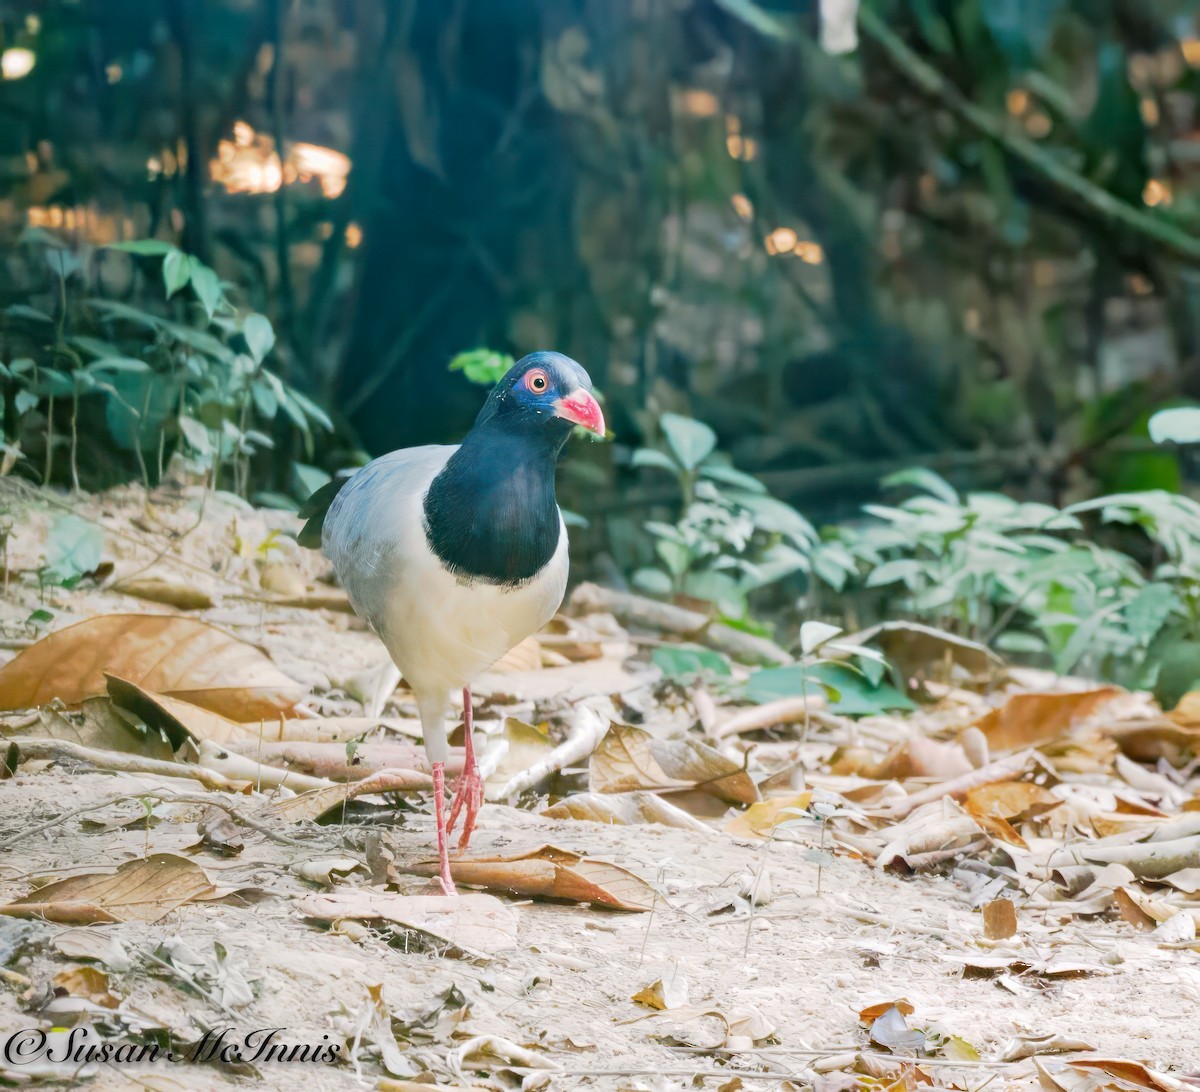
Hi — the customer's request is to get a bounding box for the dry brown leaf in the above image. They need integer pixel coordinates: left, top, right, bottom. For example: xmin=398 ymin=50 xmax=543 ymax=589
xmin=950 ymin=954 xmax=1112 ymax=978
xmin=1113 ymin=884 xmax=1179 ymax=925
xmin=858 ymin=999 xmax=914 ymax=1024
xmin=1170 ymin=690 xmax=1200 ymax=726
xmin=848 ymin=621 xmax=1002 ymax=685
xmin=590 ymin=723 xmax=758 ymax=805
xmin=0 ymin=853 xmax=214 ymax=924
xmin=297 ymin=891 xmax=518 ymax=957
xmin=54 ymin=965 xmax=120 ymax=1008
xmin=974 ymin=688 xmax=1122 ymax=752
xmin=964 ymin=781 xmax=1060 ymax=821
xmin=724 ymin=793 xmax=813 ymax=839
xmin=631 ymin=969 xmax=689 ymax=1010
xmin=970 ymin=809 xmax=1028 ymax=848
xmin=112 ymin=577 xmax=214 ymax=611
xmin=1069 ymin=1059 xmax=1185 ymax=1092
xmin=540 ymin=791 xmax=711 ymax=831
xmin=3 ymin=697 xmax=175 ymax=760
xmin=1104 ymin=717 xmax=1200 ymax=765
xmin=195 ymin=806 xmax=244 ymax=856
xmin=999 ymin=1034 xmax=1096 ymax=1062
xmin=0 ymin=615 xmax=304 ymax=720
xmin=413 ymin=844 xmax=657 ymax=911
xmin=982 ymin=897 xmax=1017 ymax=939
xmin=105 ymin=674 xmax=268 ymax=748
xmin=269 ymin=768 xmax=433 ymax=822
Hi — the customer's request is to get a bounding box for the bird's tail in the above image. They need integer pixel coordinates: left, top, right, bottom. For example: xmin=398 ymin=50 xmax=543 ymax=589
xmin=296 ymin=473 xmax=351 ymax=549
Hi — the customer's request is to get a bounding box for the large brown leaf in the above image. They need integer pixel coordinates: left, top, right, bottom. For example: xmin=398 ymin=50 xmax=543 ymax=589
xmin=106 ymin=674 xmax=260 ymax=748
xmin=589 ymin=723 xmax=758 ymax=805
xmin=412 ymin=844 xmax=658 ymax=911
xmin=2 ymin=697 xmax=174 ymax=760
xmin=973 ymin=688 xmax=1122 ymax=752
xmin=0 ymin=614 xmax=304 ymax=721
xmin=0 ymin=853 xmax=215 ymax=924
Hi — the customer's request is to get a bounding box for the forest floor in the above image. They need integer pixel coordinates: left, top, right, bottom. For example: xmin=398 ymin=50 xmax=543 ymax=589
xmin=1 ymin=479 xmax=1198 ymax=1092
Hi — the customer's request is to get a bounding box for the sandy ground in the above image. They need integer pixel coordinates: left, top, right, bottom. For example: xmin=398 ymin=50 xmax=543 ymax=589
xmin=0 ymin=481 xmax=1198 ymax=1090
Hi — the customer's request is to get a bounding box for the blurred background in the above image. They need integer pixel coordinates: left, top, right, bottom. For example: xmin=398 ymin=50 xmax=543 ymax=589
xmin=5 ymin=0 xmax=1200 ymax=689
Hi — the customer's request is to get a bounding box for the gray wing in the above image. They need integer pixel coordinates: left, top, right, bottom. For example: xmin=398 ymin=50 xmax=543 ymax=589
xmin=320 ymin=445 xmax=455 ymax=637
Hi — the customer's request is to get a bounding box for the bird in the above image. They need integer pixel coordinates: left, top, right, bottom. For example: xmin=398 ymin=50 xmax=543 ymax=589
xmin=298 ymin=351 xmax=604 ymax=894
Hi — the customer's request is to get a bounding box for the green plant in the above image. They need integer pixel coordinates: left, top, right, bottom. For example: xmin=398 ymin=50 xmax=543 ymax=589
xmin=1 ymin=231 xmax=331 ymax=498
xmin=631 ymin=412 xmax=817 ymax=617
xmin=39 ymin=514 xmax=104 ymax=590
xmin=807 ymin=466 xmax=1200 ymax=702
xmin=744 ymin=622 xmax=910 ymax=721
xmin=448 ymin=348 xmax=515 ymax=386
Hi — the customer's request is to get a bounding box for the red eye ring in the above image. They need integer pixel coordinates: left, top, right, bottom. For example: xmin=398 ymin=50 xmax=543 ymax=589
xmin=525 ymin=369 xmax=549 ymax=393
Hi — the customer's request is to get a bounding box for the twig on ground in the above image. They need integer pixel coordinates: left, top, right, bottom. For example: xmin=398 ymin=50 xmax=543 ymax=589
xmin=498 ymin=706 xmax=608 ymax=802
xmin=569 ymin=582 xmax=792 ymax=665
xmin=7 ymin=738 xmax=245 ymax=792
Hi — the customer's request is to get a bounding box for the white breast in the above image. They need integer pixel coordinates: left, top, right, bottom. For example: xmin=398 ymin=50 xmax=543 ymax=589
xmin=321 ymin=445 xmax=569 ymax=761
xmin=380 ymin=506 xmax=568 ymax=698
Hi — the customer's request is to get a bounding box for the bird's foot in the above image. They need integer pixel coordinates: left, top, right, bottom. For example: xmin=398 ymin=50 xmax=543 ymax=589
xmin=432 ymin=761 xmax=458 ymax=896
xmin=447 ymin=764 xmax=485 ymax=852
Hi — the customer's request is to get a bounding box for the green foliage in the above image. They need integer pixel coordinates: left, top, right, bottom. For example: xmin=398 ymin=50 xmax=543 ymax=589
xmin=0 ymin=233 xmax=330 ymax=496
xmin=747 ymin=662 xmax=914 ymax=716
xmin=652 ymin=644 xmax=733 ymax=682
xmin=631 ymin=412 xmax=816 ymax=618
xmin=810 ymin=466 xmax=1200 ymax=705
xmin=39 ymin=514 xmax=103 ymax=589
xmin=745 ymin=621 xmax=908 ymax=717
xmin=448 ymin=349 xmax=515 ymax=386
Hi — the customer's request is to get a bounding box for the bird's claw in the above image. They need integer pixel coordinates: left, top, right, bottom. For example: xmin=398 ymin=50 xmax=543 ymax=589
xmin=447 ymin=766 xmax=485 ymax=851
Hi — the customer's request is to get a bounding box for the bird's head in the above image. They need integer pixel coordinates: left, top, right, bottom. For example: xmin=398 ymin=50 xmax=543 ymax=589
xmin=475 ymin=351 xmax=605 ymax=442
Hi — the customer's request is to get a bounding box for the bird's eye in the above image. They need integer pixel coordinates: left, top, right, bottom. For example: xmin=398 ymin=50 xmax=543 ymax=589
xmin=525 ymin=369 xmax=549 ymax=393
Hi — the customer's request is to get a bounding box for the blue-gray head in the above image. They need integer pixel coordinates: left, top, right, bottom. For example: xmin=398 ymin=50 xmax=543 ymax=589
xmin=473 ymin=351 xmax=604 ymax=440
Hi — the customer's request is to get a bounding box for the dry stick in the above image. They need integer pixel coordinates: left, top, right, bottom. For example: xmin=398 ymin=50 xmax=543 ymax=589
xmin=717 ymin=697 xmax=832 ymax=739
xmin=569 ymin=582 xmax=792 ymax=666
xmin=498 ymin=707 xmax=608 ymax=802
xmin=879 ymin=750 xmax=1035 ymax=819
xmin=9 ymin=738 xmax=245 ymax=792
xmin=195 ymin=739 xmax=331 ymax=792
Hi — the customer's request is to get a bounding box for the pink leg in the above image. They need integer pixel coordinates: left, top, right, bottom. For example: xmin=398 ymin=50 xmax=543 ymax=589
xmin=431 ymin=762 xmax=457 ymax=896
xmin=447 ymin=687 xmax=485 ymax=851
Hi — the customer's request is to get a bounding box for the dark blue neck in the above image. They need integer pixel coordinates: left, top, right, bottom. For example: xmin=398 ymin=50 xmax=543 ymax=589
xmin=422 ymin=419 xmax=569 ymax=585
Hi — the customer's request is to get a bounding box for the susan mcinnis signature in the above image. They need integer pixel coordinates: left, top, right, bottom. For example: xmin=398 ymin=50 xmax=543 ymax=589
xmin=3 ymin=1026 xmax=342 ymax=1066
